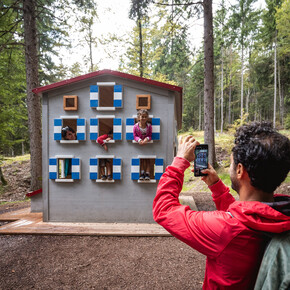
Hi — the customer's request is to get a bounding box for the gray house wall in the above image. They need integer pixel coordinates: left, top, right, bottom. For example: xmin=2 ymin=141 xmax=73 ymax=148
xmin=41 ymin=75 xmax=177 ymax=223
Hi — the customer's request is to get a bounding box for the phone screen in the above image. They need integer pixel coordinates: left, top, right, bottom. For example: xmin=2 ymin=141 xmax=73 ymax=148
xmin=194 ymin=144 xmax=208 ymax=176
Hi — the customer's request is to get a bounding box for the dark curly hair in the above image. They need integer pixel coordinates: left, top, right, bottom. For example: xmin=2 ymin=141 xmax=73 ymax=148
xmin=232 ymin=122 xmax=290 ymax=193
xmin=61 ymin=126 xmax=75 ymax=139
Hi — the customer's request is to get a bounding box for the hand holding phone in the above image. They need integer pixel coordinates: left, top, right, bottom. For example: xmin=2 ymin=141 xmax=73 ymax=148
xmin=194 ymin=144 xmax=208 ymax=177
xmin=200 ymin=164 xmax=220 ymax=186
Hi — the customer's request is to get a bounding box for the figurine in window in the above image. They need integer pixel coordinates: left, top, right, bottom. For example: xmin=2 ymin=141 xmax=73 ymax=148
xmin=99 ymin=159 xmax=112 ymax=181
xmin=61 ymin=126 xmax=76 ymax=140
xmin=133 ymin=109 xmax=152 ymax=181
xmin=97 ymin=130 xmax=113 ymax=151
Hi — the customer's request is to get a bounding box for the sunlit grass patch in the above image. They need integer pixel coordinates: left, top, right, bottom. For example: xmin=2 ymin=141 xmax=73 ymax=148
xmin=179 ymin=130 xmax=204 ymax=143
xmin=2 ymin=154 xmax=30 ymax=165
xmin=0 ymin=200 xmax=29 ymax=206
xmin=279 ymin=130 xmax=290 ymax=138
xmin=215 ymin=132 xmax=234 ymax=155
xmin=284 ymin=174 xmax=290 ymax=183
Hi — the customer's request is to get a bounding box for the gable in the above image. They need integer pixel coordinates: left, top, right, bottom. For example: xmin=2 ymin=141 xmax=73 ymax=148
xmin=34 ymin=69 xmax=183 ymax=129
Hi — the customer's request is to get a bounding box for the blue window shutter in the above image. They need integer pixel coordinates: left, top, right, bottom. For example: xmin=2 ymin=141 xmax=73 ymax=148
xmin=90 ymin=118 xmax=98 ymax=140
xmin=113 ymin=158 xmax=122 ymax=180
xmin=90 ymin=158 xmax=98 ymax=180
xmin=155 ymin=158 xmax=164 ymax=180
xmin=131 ymin=158 xmax=140 ymax=180
xmin=71 ymin=158 xmax=81 ymax=180
xmin=113 ymin=85 xmax=122 ymax=108
xmin=54 ymin=119 xmax=62 ymax=140
xmin=152 ymin=118 xmax=160 ymax=140
xmin=126 ymin=118 xmax=135 ymax=140
xmin=77 ymin=118 xmax=86 ymax=140
xmin=113 ymin=118 xmax=122 ymax=140
xmin=49 ymin=158 xmax=58 ymax=179
xmin=90 ymin=85 xmax=99 ymax=108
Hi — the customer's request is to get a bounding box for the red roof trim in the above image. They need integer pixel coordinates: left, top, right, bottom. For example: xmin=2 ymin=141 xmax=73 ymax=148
xmin=26 ymin=188 xmax=42 ymax=197
xmin=32 ymin=69 xmax=183 ymax=94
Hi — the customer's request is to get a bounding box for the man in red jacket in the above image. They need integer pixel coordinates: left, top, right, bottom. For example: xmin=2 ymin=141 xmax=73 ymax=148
xmin=153 ymin=122 xmax=290 ymax=289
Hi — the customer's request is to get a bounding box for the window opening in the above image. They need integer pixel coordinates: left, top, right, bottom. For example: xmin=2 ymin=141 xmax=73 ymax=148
xmin=90 ymin=116 xmax=121 ymax=142
xmin=54 ymin=117 xmax=86 ymax=142
xmin=126 ymin=115 xmax=159 ymax=143
xmin=131 ymin=157 xmax=164 ymax=183
xmin=62 ymin=119 xmax=77 ymax=139
xmin=140 ymin=158 xmax=155 ymax=180
xmin=63 ymin=95 xmax=78 ymax=111
xmin=90 ymin=83 xmax=122 ymax=110
xmin=61 ymin=119 xmax=78 ymax=142
xmin=58 ymin=158 xmax=73 ymax=180
xmin=132 ymin=117 xmax=153 ymax=143
xmin=136 ymin=95 xmax=151 ymax=110
xmin=99 ymin=86 xmax=114 ymax=107
xmin=49 ymin=157 xmax=81 ymax=182
xmin=90 ymin=156 xmax=122 ymax=182
xmin=98 ymin=158 xmax=113 ymax=181
xmin=99 ymin=118 xmax=113 ymax=137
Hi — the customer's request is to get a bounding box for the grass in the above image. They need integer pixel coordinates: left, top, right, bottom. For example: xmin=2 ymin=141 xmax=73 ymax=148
xmin=284 ymin=174 xmax=290 ymax=183
xmin=0 ymin=199 xmax=29 ymax=206
xmin=179 ymin=130 xmax=205 ymax=143
xmin=1 ymin=154 xmax=30 ymax=166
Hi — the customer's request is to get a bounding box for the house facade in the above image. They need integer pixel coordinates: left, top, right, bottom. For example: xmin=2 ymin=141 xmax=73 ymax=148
xmin=32 ymin=70 xmax=183 ymax=223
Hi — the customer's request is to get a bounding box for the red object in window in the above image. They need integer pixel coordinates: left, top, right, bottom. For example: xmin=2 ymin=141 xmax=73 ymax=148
xmin=26 ymin=188 xmax=42 ymax=197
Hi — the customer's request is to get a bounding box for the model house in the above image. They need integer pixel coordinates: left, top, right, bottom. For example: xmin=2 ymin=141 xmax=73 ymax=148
xmin=32 ymin=69 xmax=183 ymax=223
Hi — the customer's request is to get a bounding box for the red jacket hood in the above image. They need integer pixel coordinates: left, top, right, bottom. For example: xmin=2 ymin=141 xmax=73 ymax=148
xmin=228 ymin=195 xmax=290 ymax=233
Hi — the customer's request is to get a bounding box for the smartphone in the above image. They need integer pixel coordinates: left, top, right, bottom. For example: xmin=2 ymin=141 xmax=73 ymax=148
xmin=194 ymin=144 xmax=208 ymax=177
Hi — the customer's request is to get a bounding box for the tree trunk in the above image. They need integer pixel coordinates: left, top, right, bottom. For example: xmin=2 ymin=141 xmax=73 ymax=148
xmin=203 ymin=0 xmax=216 ymax=166
xmin=23 ymin=0 xmax=42 ymax=191
xmin=278 ymin=57 xmax=283 ymax=127
xmin=198 ymin=92 xmax=202 ymax=131
xmin=240 ymin=43 xmax=244 ymax=120
xmin=89 ymin=23 xmax=94 ymax=72
xmin=214 ymin=91 xmax=216 ymax=133
xmin=220 ymin=46 xmax=224 ymax=133
xmin=138 ymin=15 xmax=143 ymax=78
xmin=228 ymin=45 xmax=232 ymax=125
xmin=22 ymin=141 xmax=25 ymax=155
xmin=0 ymin=166 xmax=7 ymax=186
xmin=273 ymin=31 xmax=277 ymax=128
xmin=246 ymin=86 xmax=249 ymax=120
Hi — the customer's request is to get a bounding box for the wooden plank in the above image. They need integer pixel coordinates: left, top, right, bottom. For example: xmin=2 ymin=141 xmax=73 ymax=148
xmin=0 ymin=210 xmax=170 ymax=237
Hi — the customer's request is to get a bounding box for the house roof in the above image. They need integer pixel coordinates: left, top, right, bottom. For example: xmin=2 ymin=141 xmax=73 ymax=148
xmin=32 ymin=69 xmax=183 ymax=94
xmin=33 ymin=69 xmax=183 ymax=129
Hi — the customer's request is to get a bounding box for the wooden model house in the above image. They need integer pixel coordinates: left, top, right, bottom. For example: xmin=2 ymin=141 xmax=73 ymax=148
xmin=32 ymin=69 xmax=183 ymax=223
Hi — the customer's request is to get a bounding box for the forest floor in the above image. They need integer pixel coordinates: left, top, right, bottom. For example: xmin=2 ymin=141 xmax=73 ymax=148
xmin=0 ymin=148 xmax=289 ymax=289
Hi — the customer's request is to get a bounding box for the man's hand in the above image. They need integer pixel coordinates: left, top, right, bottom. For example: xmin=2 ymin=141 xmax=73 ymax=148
xmin=176 ymin=135 xmax=200 ymax=162
xmin=199 ymin=164 xmax=219 ymax=186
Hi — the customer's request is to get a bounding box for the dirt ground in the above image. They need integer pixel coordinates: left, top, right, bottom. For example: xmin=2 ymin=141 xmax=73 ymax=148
xmin=0 ymin=156 xmax=289 ymax=289
xmin=0 ymin=202 xmax=211 ymax=290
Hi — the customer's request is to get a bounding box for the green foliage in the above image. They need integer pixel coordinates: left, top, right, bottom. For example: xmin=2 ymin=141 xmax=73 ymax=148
xmin=276 ymin=0 xmax=290 ymax=57
xmin=285 ymin=114 xmax=290 ymax=130
xmin=0 ymin=3 xmax=28 ymax=155
xmin=229 ymin=112 xmax=250 ymax=132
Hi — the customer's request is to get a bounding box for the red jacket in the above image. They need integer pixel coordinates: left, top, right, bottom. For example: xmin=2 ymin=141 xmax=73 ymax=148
xmin=97 ymin=134 xmax=109 ymax=146
xmin=153 ymin=157 xmax=290 ymax=290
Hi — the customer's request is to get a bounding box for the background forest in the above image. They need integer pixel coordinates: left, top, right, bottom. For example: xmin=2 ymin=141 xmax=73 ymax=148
xmin=0 ymin=0 xmax=289 ymax=157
